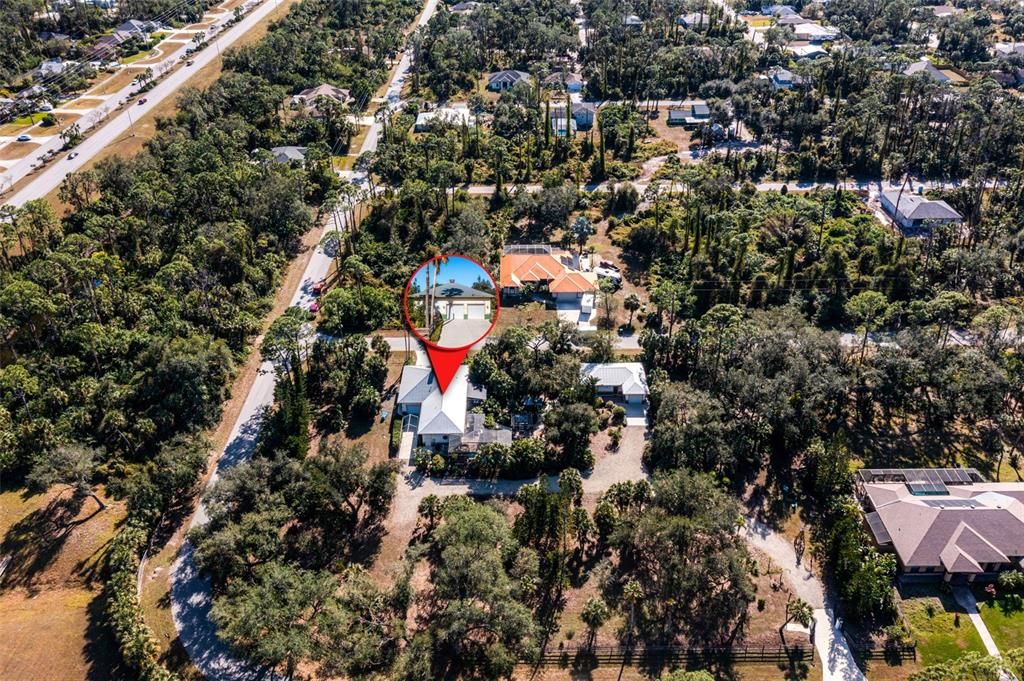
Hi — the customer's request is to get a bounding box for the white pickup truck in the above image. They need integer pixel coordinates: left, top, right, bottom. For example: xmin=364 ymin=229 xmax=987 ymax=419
xmin=593 ymin=260 xmax=623 ymax=285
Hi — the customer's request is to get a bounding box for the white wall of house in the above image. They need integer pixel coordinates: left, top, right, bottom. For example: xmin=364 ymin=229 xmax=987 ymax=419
xmin=437 ymin=299 xmax=492 ymax=319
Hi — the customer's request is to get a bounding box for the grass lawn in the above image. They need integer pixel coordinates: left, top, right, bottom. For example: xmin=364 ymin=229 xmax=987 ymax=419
xmin=0 ymin=484 xmax=126 ymax=680
xmin=899 ymin=584 xmax=986 ymax=665
xmin=120 ymin=49 xmax=155 ymax=64
xmin=972 ymin=587 xmax=1024 ymax=651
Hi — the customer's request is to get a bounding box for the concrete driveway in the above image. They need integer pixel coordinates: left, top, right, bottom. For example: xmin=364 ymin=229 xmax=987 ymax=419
xmin=438 ymin=318 xmax=491 ymax=347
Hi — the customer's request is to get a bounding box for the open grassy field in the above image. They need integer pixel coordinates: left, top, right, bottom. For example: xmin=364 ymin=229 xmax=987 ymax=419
xmin=64 ymin=97 xmax=108 ymax=111
xmin=0 ymin=141 xmax=41 ymax=161
xmin=86 ymin=68 xmax=141 ymax=97
xmin=0 ymin=484 xmax=126 ymax=681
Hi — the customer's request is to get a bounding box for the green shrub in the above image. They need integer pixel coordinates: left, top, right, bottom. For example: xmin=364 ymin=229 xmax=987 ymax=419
xmin=106 ymin=523 xmax=177 ymax=681
xmin=611 ymin=405 xmax=626 ymax=426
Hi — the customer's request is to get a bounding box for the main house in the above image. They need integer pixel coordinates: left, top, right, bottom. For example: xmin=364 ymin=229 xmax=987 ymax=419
xmin=857 ymin=468 xmax=1024 ymax=583
xmin=427 ymin=280 xmax=493 ymax=321
xmin=397 ymin=365 xmax=510 ymax=452
xmin=880 ymin=191 xmax=963 ymax=235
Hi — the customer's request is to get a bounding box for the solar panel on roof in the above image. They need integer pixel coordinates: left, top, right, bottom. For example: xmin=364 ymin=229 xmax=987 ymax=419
xmin=922 ymin=499 xmax=979 ymax=509
xmin=865 ymin=512 xmax=893 ymax=545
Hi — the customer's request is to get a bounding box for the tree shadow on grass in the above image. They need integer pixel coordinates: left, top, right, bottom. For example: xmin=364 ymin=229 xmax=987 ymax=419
xmin=83 ymin=590 xmax=128 ymax=681
xmin=0 ymin=491 xmax=94 ymax=595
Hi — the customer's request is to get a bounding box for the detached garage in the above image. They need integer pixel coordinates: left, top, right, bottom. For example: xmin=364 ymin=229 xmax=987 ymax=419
xmin=432 ymin=280 xmax=494 ymax=321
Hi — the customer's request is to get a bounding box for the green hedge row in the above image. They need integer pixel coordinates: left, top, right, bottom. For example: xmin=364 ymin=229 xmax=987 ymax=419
xmin=106 ymin=522 xmax=177 ymax=681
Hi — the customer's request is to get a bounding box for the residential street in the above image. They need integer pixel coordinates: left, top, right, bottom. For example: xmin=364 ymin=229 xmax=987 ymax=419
xmin=168 ymin=0 xmax=441 ymax=675
xmin=2 ymin=0 xmax=285 ymax=207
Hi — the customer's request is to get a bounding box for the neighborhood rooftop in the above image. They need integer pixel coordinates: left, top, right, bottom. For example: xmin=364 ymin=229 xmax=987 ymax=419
xmin=880 ymin=191 xmax=962 ymax=221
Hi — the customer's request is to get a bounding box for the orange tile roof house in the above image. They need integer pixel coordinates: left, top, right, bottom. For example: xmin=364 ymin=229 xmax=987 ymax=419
xmin=857 ymin=468 xmax=1024 ymax=583
xmin=500 ymin=245 xmax=599 ymax=329
xmin=500 ymin=246 xmax=598 ymax=295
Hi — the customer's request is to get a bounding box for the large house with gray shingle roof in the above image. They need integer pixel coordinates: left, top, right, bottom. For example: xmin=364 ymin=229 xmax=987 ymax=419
xmin=857 ymin=468 xmax=1024 ymax=583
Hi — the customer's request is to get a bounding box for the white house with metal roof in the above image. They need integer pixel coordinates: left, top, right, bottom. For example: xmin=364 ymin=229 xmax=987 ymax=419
xmin=397 ymin=365 xmax=507 ymax=452
xmin=581 ymin=362 xmax=649 ymax=404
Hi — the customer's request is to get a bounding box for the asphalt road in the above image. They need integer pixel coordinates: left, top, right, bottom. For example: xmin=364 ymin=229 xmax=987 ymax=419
xmin=169 ymin=208 xmax=334 ymax=680
xmin=2 ymin=0 xmax=284 ymax=208
xmin=168 ymin=0 xmax=441 ymax=676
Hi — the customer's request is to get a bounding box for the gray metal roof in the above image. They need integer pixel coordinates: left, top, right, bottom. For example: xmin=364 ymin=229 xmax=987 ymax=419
xmin=429 ymin=282 xmax=494 ymax=299
xmin=882 ymin=191 xmax=962 ymax=221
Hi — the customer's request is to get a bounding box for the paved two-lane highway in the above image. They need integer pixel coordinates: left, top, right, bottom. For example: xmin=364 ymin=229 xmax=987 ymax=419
xmin=2 ymin=0 xmax=284 ymax=209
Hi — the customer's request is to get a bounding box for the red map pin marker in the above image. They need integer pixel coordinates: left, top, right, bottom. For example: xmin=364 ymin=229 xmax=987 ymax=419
xmin=403 ymin=255 xmax=500 ymax=393
xmin=424 ymin=345 xmax=469 ymax=393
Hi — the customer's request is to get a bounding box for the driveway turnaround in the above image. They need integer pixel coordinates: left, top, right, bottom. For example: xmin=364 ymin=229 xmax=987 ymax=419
xmin=438 ymin=318 xmax=491 ymax=347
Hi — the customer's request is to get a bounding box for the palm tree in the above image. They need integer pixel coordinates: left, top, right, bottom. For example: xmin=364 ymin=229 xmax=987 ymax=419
xmin=780 ymin=597 xmax=814 ymax=643
xmin=759 ymin=211 xmax=809 ymax=290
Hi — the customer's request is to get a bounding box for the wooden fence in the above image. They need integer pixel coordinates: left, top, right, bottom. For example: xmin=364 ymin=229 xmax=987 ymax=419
xmin=530 ymin=643 xmax=815 ymax=667
xmin=841 ymin=630 xmax=917 ymax=661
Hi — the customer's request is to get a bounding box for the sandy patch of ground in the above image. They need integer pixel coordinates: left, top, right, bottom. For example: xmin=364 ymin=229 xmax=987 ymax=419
xmin=63 ymin=97 xmax=107 ymax=111
xmin=86 ymin=69 xmax=140 ymax=97
xmin=646 ymin=112 xmax=698 ymax=154
xmin=0 ymin=142 xmax=41 ymax=161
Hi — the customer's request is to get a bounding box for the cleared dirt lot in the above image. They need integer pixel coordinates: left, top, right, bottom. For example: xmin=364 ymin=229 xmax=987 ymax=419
xmin=86 ymin=68 xmax=141 ymax=97
xmin=63 ymin=97 xmax=107 ymax=111
xmin=0 ymin=141 xmax=41 ymax=161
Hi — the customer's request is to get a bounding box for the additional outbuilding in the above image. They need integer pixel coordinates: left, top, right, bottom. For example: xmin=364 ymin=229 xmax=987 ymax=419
xmin=487 ymin=69 xmax=531 ymax=91
xmin=268 ymin=146 xmax=308 ymax=164
xmin=880 ymin=190 xmax=963 ymax=234
xmin=622 ymin=14 xmax=644 ymax=27
xmin=667 ymin=99 xmax=710 ymax=126
xmin=857 ymin=468 xmax=1024 ymax=583
xmin=581 ymin=363 xmax=649 ymax=404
